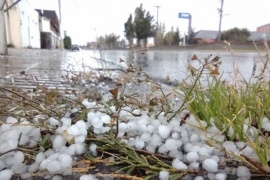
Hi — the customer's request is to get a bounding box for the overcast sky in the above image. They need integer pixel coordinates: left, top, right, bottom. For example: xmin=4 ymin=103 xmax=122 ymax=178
xmin=30 ymin=0 xmax=270 ymax=45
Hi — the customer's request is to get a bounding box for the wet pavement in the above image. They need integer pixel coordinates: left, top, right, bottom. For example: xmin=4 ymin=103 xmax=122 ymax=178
xmin=0 ymin=48 xmax=268 ymax=90
xmin=0 ymin=48 xmax=72 ymax=89
xmin=0 ymin=48 xmax=123 ymax=90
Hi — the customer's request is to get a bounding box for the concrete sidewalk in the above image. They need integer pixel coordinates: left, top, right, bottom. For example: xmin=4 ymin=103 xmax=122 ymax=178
xmin=0 ymin=48 xmax=74 ymax=90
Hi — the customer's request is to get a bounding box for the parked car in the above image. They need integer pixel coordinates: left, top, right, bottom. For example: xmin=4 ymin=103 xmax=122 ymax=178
xmin=71 ymin=45 xmax=80 ymax=51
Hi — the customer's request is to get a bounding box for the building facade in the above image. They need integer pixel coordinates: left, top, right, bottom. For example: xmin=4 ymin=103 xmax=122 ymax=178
xmin=4 ymin=1 xmax=60 ymax=49
xmin=257 ymin=23 xmax=270 ymax=32
xmin=5 ymin=0 xmax=40 ymax=48
xmin=36 ymin=9 xmax=60 ymax=49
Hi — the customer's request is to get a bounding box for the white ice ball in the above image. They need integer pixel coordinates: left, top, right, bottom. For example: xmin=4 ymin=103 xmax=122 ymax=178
xmin=158 ymin=125 xmax=171 ymax=139
xmin=89 ymin=143 xmax=97 ymax=152
xmin=126 ymin=121 xmax=138 ymax=131
xmin=82 ymin=99 xmax=96 ymax=109
xmin=194 ymin=176 xmax=204 ymax=180
xmin=53 ymin=135 xmax=66 ymax=151
xmin=190 ymin=134 xmax=200 ymax=143
xmin=13 ymin=151 xmax=24 ymax=164
xmin=202 ymin=159 xmax=218 ymax=173
xmin=12 ymin=162 xmax=27 ymax=174
xmin=159 ymin=170 xmax=169 ymax=180
xmin=241 ymin=146 xmax=253 ymax=156
xmin=61 ymin=117 xmax=71 ymax=127
xmin=0 ymin=160 xmax=5 ymax=171
xmin=237 ymin=166 xmax=251 ymax=179
xmin=140 ymin=132 xmax=152 ymax=142
xmin=93 ymin=121 xmax=103 ymax=129
xmin=52 ymin=175 xmax=63 ymax=180
xmin=172 ymin=158 xmax=188 ymax=170
xmin=75 ymin=135 xmax=86 ymax=143
xmin=150 ymin=134 xmax=162 ymax=147
xmin=101 ymin=115 xmax=111 ymax=124
xmin=6 ymin=116 xmax=18 ymax=124
xmin=76 ymin=120 xmax=87 ymax=130
xmin=198 ymin=146 xmax=210 ymax=156
xmin=28 ymin=163 xmax=39 ymax=173
xmin=215 ymin=173 xmax=227 ymax=180
xmin=184 ymin=143 xmax=192 ymax=153
xmin=147 ymin=124 xmax=155 ymax=133
xmin=67 ymin=125 xmax=80 ymax=136
xmin=35 ymin=152 xmax=46 ymax=164
xmin=48 ymin=117 xmax=60 ymax=126
xmin=0 ymin=169 xmax=13 ymax=180
xmin=75 ymin=143 xmax=86 ymax=155
xmin=223 ymin=141 xmax=237 ymax=153
xmin=171 ymin=132 xmax=180 ymax=140
xmin=80 ymin=174 xmax=96 ymax=180
xmin=158 ymin=144 xmax=169 ymax=154
xmin=87 ymin=112 xmax=96 ymax=122
xmin=67 ymin=144 xmax=76 ymax=155
xmin=58 ymin=154 xmax=72 ymax=168
xmin=47 ymin=160 xmax=62 ymax=173
xmin=186 ymin=151 xmax=199 ymax=163
xmin=118 ymin=123 xmax=127 ymax=132
xmin=164 ymin=139 xmax=181 ymax=151
xmin=188 ymin=162 xmax=200 ymax=170
xmin=135 ymin=137 xmax=145 ymax=150
xmin=146 ymin=144 xmax=156 ymax=153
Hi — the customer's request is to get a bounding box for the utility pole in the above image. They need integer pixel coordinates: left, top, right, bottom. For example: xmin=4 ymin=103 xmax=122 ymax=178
xmin=217 ymin=0 xmax=224 ymax=41
xmin=0 ymin=0 xmax=7 ymax=55
xmin=154 ymin=6 xmax=160 ymax=46
xmin=154 ymin=6 xmax=160 ymax=29
xmin=58 ymin=0 xmax=63 ymax=50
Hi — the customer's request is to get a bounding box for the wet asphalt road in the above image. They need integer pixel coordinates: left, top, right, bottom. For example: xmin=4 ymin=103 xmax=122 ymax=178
xmin=0 ymin=48 xmax=265 ymax=90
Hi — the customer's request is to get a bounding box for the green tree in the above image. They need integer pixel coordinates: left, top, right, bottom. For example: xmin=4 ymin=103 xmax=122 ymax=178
xmin=63 ymin=36 xmax=72 ymax=49
xmin=187 ymin=28 xmax=196 ymax=44
xmin=173 ymin=27 xmax=180 ymax=45
xmin=221 ymin=27 xmax=250 ymax=42
xmin=133 ymin=4 xmax=156 ymax=48
xmin=96 ymin=36 xmax=105 ymax=49
xmin=155 ymin=22 xmax=166 ymax=46
xmin=105 ymin=33 xmax=119 ymax=49
xmin=163 ymin=27 xmax=175 ymax=45
xmin=124 ymin=14 xmax=135 ymax=49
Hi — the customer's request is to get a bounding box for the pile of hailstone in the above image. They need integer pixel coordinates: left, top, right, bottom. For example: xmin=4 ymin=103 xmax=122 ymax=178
xmin=0 ymin=97 xmax=262 ymax=179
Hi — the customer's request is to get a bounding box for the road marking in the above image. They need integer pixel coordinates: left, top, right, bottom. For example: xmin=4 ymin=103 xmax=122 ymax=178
xmin=25 ymin=62 xmax=40 ymax=71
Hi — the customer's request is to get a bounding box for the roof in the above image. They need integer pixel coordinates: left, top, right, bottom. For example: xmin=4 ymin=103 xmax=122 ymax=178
xmin=194 ymin=30 xmax=219 ymax=39
xmin=248 ymin=31 xmax=270 ymax=41
xmin=257 ymin=23 xmax=270 ymax=29
xmin=36 ymin=9 xmax=60 ymax=34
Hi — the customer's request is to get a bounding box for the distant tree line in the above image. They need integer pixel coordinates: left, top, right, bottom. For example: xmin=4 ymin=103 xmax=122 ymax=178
xmin=221 ymin=27 xmax=251 ymax=42
xmin=88 ymin=5 xmax=253 ymax=49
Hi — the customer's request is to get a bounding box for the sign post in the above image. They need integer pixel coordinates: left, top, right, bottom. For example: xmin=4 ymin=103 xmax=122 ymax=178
xmin=178 ymin=12 xmax=192 ymax=45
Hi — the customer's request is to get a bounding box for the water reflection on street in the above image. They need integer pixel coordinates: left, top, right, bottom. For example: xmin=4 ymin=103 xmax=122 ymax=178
xmin=92 ymin=50 xmax=267 ymax=83
xmin=0 ymin=48 xmax=268 ymax=88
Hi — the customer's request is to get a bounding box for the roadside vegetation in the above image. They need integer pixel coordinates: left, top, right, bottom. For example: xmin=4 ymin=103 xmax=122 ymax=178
xmin=0 ymin=39 xmax=270 ymax=179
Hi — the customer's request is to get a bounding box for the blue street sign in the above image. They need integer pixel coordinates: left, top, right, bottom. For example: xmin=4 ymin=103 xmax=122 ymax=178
xmin=179 ymin=12 xmax=191 ymax=19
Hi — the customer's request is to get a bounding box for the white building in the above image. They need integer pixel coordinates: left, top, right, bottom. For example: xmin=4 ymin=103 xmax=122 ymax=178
xmin=36 ymin=9 xmax=60 ymax=49
xmin=5 ymin=0 xmax=40 ymax=48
